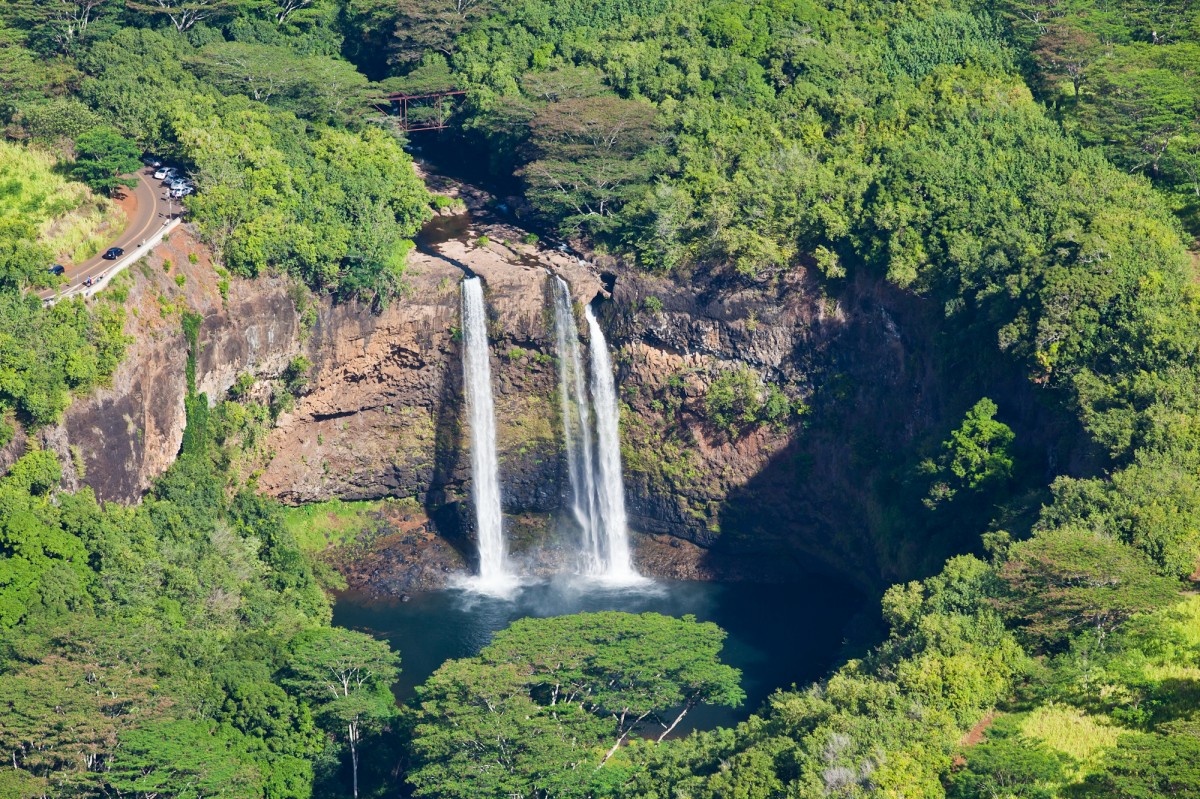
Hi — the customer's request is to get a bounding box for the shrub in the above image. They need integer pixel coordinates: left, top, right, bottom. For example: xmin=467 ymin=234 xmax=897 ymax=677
xmin=705 ymin=366 xmax=794 ymax=436
xmin=282 ymin=355 xmax=312 ymax=396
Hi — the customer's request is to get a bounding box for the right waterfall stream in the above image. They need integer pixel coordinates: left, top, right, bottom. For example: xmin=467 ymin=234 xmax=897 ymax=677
xmin=551 ymin=277 xmax=640 ymax=581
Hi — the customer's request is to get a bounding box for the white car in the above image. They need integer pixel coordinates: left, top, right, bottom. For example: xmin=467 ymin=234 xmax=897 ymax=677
xmin=170 ymin=186 xmax=193 ymax=198
xmin=153 ymin=166 xmax=174 ymax=180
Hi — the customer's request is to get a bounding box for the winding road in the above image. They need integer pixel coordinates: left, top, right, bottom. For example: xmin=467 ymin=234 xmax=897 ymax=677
xmin=38 ymin=166 xmax=175 ymax=302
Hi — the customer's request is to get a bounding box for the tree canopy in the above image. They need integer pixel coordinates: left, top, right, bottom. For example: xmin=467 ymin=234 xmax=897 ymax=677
xmin=1 ymin=0 xmax=1200 ymax=797
xmin=409 ymin=612 xmax=743 ymax=798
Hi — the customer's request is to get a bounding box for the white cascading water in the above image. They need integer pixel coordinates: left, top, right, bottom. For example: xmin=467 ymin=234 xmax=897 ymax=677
xmin=552 ymin=277 xmax=602 ymax=571
xmin=460 ymin=277 xmax=513 ymax=593
xmin=585 ymin=304 xmax=639 ymax=581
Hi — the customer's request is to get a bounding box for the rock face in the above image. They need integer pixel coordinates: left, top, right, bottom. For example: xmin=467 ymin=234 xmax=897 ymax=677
xmin=1 ymin=227 xmax=301 ymax=502
xmin=598 ymin=262 xmax=1092 ymax=587
xmin=10 ymin=183 xmax=1090 ymax=592
xmin=256 ymin=238 xmax=571 ymax=554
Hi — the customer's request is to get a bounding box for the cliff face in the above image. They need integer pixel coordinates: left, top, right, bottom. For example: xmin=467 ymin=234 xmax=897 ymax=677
xmin=12 ymin=201 xmax=1087 ymax=591
xmin=599 ymin=268 xmax=934 ymax=585
xmin=601 ymin=262 xmax=1091 ymax=586
xmin=0 ymin=228 xmax=300 ymax=502
xmin=255 ymin=235 xmax=575 ymax=551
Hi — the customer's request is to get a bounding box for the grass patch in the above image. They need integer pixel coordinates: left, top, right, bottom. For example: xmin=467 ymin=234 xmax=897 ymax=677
xmin=1019 ymin=703 xmax=1124 ymax=776
xmin=0 ymin=140 xmax=121 ymax=263
xmin=1143 ymin=663 xmax=1200 ymax=681
xmin=1138 ymin=595 xmax=1200 ymax=696
xmin=1169 ymin=594 xmax=1200 ymax=648
xmin=283 ymin=498 xmax=384 ymax=553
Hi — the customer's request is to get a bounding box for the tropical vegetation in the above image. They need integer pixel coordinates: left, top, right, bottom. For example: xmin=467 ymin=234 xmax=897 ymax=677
xmin=1 ymin=0 xmax=1200 ymax=797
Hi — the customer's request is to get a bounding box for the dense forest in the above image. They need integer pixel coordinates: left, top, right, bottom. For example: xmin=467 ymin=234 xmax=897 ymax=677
xmin=1 ymin=0 xmax=1200 ymax=797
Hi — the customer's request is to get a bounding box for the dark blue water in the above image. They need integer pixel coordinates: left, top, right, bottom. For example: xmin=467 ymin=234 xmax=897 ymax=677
xmin=333 ymin=575 xmax=865 ymax=734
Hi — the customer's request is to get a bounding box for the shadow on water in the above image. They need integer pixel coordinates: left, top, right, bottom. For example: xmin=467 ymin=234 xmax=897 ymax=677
xmin=334 ymin=575 xmax=865 ymax=735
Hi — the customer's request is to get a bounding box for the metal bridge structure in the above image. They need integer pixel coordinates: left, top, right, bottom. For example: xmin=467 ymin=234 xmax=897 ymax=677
xmin=369 ymin=90 xmax=467 ymax=132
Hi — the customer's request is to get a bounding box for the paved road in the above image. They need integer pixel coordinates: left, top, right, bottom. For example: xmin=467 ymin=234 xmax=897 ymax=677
xmin=39 ymin=167 xmax=173 ymax=300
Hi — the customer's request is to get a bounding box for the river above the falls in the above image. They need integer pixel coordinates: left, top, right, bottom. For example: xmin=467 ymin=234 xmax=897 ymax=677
xmin=333 ymin=576 xmax=866 ymax=734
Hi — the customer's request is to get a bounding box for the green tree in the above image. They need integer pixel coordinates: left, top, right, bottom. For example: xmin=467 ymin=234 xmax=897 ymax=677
xmin=0 ymin=623 xmax=172 ymax=792
xmin=125 ymin=0 xmax=234 ymax=32
xmin=410 ymin=658 xmax=606 ymax=799
xmin=188 ymin=42 xmax=369 ymax=124
xmin=1081 ymin=730 xmax=1200 ymax=798
xmin=518 ymin=92 xmax=661 ymax=236
xmin=0 ymin=219 xmax=52 ymax=290
xmin=1079 ymin=50 xmax=1200 ymax=182
xmin=389 ymin=0 xmax=495 ymax=63
xmin=947 ymin=715 xmax=1071 ymax=799
xmin=105 ymin=720 xmax=263 ymax=799
xmin=283 ymin=628 xmax=399 ymax=799
xmin=175 ymin=100 xmax=429 ymax=297
xmin=0 ymin=451 xmax=93 ymax=629
xmin=269 ymin=0 xmax=320 ymax=26
xmin=703 ymin=366 xmax=792 ymax=437
xmin=70 ymin=127 xmax=141 ymax=197
xmin=1031 ymin=22 xmax=1099 ymax=96
xmin=1 ymin=0 xmax=116 ymax=55
xmin=923 ymin=398 xmax=1015 ymax=509
xmin=995 ymin=527 xmax=1179 ymax=651
xmin=1040 ymin=443 xmax=1200 ymax=580
xmin=409 ymin=613 xmax=744 ymax=798
xmin=489 ymin=612 xmax=744 ymax=750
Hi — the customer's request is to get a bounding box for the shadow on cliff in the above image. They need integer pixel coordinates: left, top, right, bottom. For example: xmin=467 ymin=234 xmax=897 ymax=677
xmin=424 ymin=331 xmax=477 ymax=572
xmin=704 ymin=273 xmax=1101 ymax=592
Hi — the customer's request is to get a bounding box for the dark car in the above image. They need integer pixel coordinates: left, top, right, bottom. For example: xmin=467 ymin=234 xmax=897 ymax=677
xmin=103 ymin=247 xmax=124 ymax=260
xmin=48 ymin=264 xmax=65 ymax=276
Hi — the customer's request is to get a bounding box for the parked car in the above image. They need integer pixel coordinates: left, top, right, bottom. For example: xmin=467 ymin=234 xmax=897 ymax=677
xmin=143 ymin=155 xmax=163 ymax=167
xmin=103 ymin=247 xmax=124 ymax=260
xmin=153 ymin=166 xmax=172 ymax=180
xmin=48 ymin=264 xmax=65 ymax=276
xmin=170 ymin=187 xmax=193 ymax=198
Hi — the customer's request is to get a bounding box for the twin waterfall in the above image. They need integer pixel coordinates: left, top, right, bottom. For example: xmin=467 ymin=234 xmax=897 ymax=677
xmin=459 ymin=275 xmax=639 ymax=593
xmin=555 ymin=279 xmax=637 ymax=580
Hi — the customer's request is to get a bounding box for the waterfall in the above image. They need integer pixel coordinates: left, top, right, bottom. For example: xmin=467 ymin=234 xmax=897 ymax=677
xmin=586 ymin=306 xmax=637 ymax=580
xmin=552 ymin=277 xmax=601 ymax=572
xmin=551 ymin=280 xmax=639 ymax=580
xmin=460 ymin=277 xmax=512 ymax=592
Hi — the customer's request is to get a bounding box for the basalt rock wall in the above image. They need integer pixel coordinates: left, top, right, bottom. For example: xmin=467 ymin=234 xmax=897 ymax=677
xmin=255 ymin=237 xmax=571 ymax=543
xmin=596 ymin=260 xmax=1093 ymax=587
xmin=5 ymin=210 xmax=1092 ymax=590
xmin=0 ymin=228 xmax=300 ymax=502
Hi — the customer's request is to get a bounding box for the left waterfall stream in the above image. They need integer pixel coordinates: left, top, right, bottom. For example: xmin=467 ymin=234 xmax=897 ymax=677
xmin=457 ymin=276 xmax=517 ymax=596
